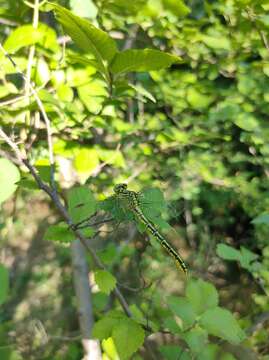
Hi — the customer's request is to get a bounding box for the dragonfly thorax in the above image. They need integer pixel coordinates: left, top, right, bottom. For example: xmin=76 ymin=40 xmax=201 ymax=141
xmin=114 ymin=183 xmax=128 ymax=194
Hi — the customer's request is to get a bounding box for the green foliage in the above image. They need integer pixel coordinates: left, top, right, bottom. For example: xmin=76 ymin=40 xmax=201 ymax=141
xmin=217 ymin=244 xmax=260 ymax=272
xmin=49 ymin=3 xmax=117 ymax=79
xmin=1 ymin=0 xmax=269 ymax=357
xmin=0 ymin=264 xmax=9 ymax=305
xmin=93 ymin=311 xmax=145 ymax=359
xmin=0 ymin=158 xmax=20 ymax=205
xmin=110 ymin=49 xmax=180 ymax=75
xmin=94 ymin=270 xmax=116 ymax=294
xmin=200 ymin=307 xmax=246 ymax=344
xmin=166 ymin=279 xmax=246 ymax=357
xmin=67 ymin=186 xmax=96 ymax=224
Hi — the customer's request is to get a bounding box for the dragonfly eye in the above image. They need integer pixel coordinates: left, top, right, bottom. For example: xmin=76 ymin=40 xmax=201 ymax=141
xmin=114 ymin=183 xmax=127 ymax=193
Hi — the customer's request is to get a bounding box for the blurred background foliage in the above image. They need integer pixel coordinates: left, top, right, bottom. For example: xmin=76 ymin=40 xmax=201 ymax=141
xmin=0 ymin=0 xmax=269 ymax=359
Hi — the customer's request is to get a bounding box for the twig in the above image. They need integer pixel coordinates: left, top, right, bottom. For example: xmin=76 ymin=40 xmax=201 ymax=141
xmin=0 ymin=43 xmax=56 ymax=189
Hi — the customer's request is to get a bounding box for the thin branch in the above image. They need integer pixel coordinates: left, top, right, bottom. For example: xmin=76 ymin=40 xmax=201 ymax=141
xmin=0 ymin=43 xmax=56 ymax=189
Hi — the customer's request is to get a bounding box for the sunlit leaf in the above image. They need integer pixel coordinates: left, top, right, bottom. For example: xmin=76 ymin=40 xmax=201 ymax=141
xmin=110 ymin=49 xmax=181 ymax=75
xmin=94 ymin=270 xmax=117 ymax=294
xmin=0 ymin=158 xmax=20 ymax=205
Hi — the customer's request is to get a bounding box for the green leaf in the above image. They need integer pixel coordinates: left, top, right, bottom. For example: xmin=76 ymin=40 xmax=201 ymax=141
xmin=44 ymin=223 xmax=75 ymax=243
xmin=102 ymin=337 xmax=120 ymax=360
xmin=73 ymin=148 xmax=100 ymax=180
xmin=167 ymin=296 xmax=196 ymax=328
xmin=240 ymin=246 xmax=259 ymax=270
xmin=67 ymin=186 xmax=96 ymax=223
xmin=110 ymin=49 xmax=180 ymax=75
xmin=196 ymin=344 xmax=220 ymax=360
xmin=216 ymin=244 xmax=241 ymax=261
xmin=186 ymin=88 xmax=214 ymax=110
xmin=112 ymin=318 xmax=145 ymax=360
xmin=70 ymin=0 xmax=98 ymax=19
xmin=94 ymin=270 xmax=116 ymax=294
xmin=93 ymin=313 xmax=122 ymax=339
xmin=252 ymin=213 xmax=269 ymax=225
xmin=202 ymin=35 xmax=230 ymax=51
xmin=186 ymin=279 xmax=218 ymax=315
xmin=49 ymin=3 xmax=117 ymax=78
xmin=129 ymin=83 xmax=156 ymax=103
xmin=0 ymin=158 xmax=20 ymax=205
xmin=67 ymin=53 xmax=103 ymax=74
xmin=77 ymin=79 xmax=108 ymax=113
xmin=162 ymin=0 xmax=190 ymax=17
xmin=159 ymin=345 xmax=184 ymax=360
xmin=0 ymin=264 xmax=9 ymax=305
xmin=199 ymin=307 xmax=246 ymax=344
xmin=234 ymin=113 xmax=259 ymax=132
xmin=183 ymin=327 xmax=208 ymax=354
xmin=4 ymin=23 xmax=59 ymax=53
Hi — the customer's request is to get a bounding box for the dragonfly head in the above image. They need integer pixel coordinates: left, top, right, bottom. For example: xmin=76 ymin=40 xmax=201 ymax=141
xmin=114 ymin=183 xmax=128 ymax=194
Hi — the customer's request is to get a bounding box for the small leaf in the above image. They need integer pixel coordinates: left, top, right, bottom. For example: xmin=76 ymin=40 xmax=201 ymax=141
xmin=196 ymin=344 xmax=220 ymax=360
xmin=70 ymin=0 xmax=98 ymax=19
xmin=252 ymin=213 xmax=269 ymax=225
xmin=93 ymin=314 xmax=121 ymax=339
xmin=102 ymin=337 xmax=120 ymax=360
xmin=199 ymin=307 xmax=246 ymax=344
xmin=67 ymin=186 xmax=96 ymax=223
xmin=183 ymin=327 xmax=208 ymax=354
xmin=44 ymin=223 xmax=75 ymax=243
xmin=162 ymin=0 xmax=190 ymax=17
xmin=94 ymin=270 xmax=116 ymax=294
xmin=0 ymin=264 xmax=9 ymax=305
xmin=159 ymin=345 xmax=184 ymax=360
xmin=216 ymin=244 xmax=241 ymax=261
xmin=112 ymin=318 xmax=145 ymax=360
xmin=186 ymin=279 xmax=218 ymax=315
xmin=0 ymin=158 xmax=20 ymax=205
xmin=129 ymin=83 xmax=156 ymax=103
xmin=92 ymin=310 xmax=126 ymax=340
xmin=110 ymin=49 xmax=180 ymax=75
xmin=234 ymin=113 xmax=259 ymax=132
xmin=167 ymin=296 xmax=196 ymax=328
xmin=240 ymin=246 xmax=258 ymax=270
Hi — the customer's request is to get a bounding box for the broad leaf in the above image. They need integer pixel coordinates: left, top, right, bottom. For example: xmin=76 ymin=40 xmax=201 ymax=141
xmin=186 ymin=279 xmax=218 ymax=315
xmin=0 ymin=158 xmax=20 ymax=205
xmin=0 ymin=264 xmax=9 ymax=305
xmin=216 ymin=244 xmax=241 ymax=261
xmin=196 ymin=344 xmax=220 ymax=360
xmin=200 ymin=307 xmax=246 ymax=344
xmin=73 ymin=148 xmax=100 ymax=181
xmin=110 ymin=49 xmax=180 ymax=75
xmin=49 ymin=3 xmax=118 ymax=78
xmin=162 ymin=0 xmax=190 ymax=17
xmin=94 ymin=270 xmax=116 ymax=294
xmin=183 ymin=327 xmax=208 ymax=354
xmin=67 ymin=186 xmax=96 ymax=223
xmin=4 ymin=23 xmax=59 ymax=53
xmin=159 ymin=345 xmax=184 ymax=360
xmin=167 ymin=296 xmax=196 ymax=328
xmin=252 ymin=213 xmax=269 ymax=225
xmin=44 ymin=223 xmax=75 ymax=243
xmin=102 ymin=337 xmax=120 ymax=360
xmin=112 ymin=318 xmax=145 ymax=360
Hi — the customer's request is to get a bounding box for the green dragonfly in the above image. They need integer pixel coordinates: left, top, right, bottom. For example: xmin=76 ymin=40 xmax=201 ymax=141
xmin=102 ymin=183 xmax=187 ymax=274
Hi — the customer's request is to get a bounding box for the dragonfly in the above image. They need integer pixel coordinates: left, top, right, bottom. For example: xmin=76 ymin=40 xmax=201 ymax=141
xmin=107 ymin=183 xmax=187 ymax=274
